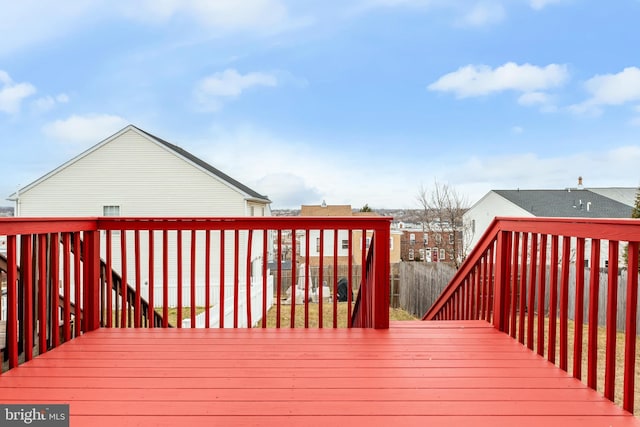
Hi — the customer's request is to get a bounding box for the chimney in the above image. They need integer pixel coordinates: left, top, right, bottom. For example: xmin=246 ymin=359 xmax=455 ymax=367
xmin=577 ymin=176 xmax=584 ymax=189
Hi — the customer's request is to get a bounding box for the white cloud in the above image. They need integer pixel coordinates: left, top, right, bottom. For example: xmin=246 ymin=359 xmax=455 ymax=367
xmin=0 ymin=70 xmax=37 ymax=114
xmin=194 ymin=69 xmax=278 ymax=112
xmin=456 ymin=2 xmax=505 ymax=27
xmin=43 ymin=114 xmax=128 ymax=145
xmin=569 ymin=67 xmax=640 ymax=116
xmin=511 ymin=126 xmax=524 ymax=134
xmin=32 ymin=93 xmax=70 ymax=113
xmin=530 ymin=0 xmax=565 ymax=10
xmin=428 ymin=62 xmax=569 ymax=98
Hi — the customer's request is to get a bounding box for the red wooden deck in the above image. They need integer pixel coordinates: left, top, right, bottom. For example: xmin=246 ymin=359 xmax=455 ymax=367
xmin=1 ymin=321 xmax=638 ymax=427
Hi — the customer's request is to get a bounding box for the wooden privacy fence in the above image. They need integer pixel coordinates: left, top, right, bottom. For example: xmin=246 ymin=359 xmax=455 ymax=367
xmin=424 ymin=217 xmax=640 ymax=414
xmin=1 ymin=216 xmax=391 ymax=373
xmin=399 ymin=262 xmax=456 ymax=318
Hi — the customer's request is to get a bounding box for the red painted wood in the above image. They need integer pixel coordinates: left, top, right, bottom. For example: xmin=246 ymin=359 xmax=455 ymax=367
xmin=276 ymin=229 xmax=281 ymax=328
xmin=290 ymin=229 xmax=297 ymax=328
xmin=509 ymin=232 xmax=520 ymax=337
xmin=205 ymin=230 xmax=211 ymax=328
xmin=233 ymin=229 xmax=239 ymax=328
xmin=104 ymin=231 xmax=112 ymax=329
xmin=573 ymin=237 xmax=586 ymax=380
xmin=318 ymin=230 xmax=324 ymax=328
xmin=134 ymin=230 xmax=141 ymax=328
xmin=518 ymin=232 xmax=528 ymax=343
xmin=162 ymin=229 xmax=169 ymax=328
xmin=6 ymin=235 xmax=18 ymax=369
xmin=547 ymin=235 xmax=559 ymax=364
xmin=219 ymin=230 xmax=225 ymax=328
xmin=623 ymin=242 xmax=638 ymax=413
xmin=148 ymin=230 xmax=155 ymax=328
xmin=190 ymin=230 xmax=197 ymax=328
xmin=119 ymin=230 xmax=127 ymax=328
xmin=261 ymin=229 xmax=268 ymax=328
xmin=176 ymin=229 xmax=183 ymax=327
xmin=21 ymin=235 xmax=34 ymax=361
xmin=604 ymin=241 xmax=618 ymax=400
xmin=559 ymin=235 xmax=571 ymax=372
xmin=333 ymin=229 xmax=338 ymax=328
xmin=347 ymin=230 xmax=353 ymax=327
xmin=536 ymin=233 xmax=547 ymax=356
xmin=304 ymin=229 xmax=310 ymax=328
xmin=587 ymin=238 xmax=601 ymax=389
xmin=245 ymin=229 xmax=253 ymax=328
xmin=37 ymin=234 xmax=47 ymax=353
xmin=527 ymin=233 xmax=538 ymax=351
xmin=50 ymin=232 xmax=60 ymax=348
xmin=1 ymin=323 xmax=638 ymax=426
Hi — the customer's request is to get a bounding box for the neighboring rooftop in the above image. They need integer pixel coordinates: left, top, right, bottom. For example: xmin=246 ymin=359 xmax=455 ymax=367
xmin=493 ymin=189 xmax=634 ymax=218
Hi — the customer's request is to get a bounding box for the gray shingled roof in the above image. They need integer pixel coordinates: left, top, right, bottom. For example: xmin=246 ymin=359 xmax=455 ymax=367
xmin=135 ymin=126 xmax=270 ymax=203
xmin=494 ymin=189 xmax=633 ymax=218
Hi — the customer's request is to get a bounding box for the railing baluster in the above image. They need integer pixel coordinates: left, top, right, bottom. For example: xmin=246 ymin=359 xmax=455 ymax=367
xmin=38 ymin=234 xmax=47 ymax=352
xmin=559 ymin=235 xmax=571 ymax=372
xmin=63 ymin=233 xmax=72 ymax=338
xmin=573 ymin=237 xmax=586 ymax=380
xmin=162 ymin=229 xmax=169 ymax=328
xmin=587 ymin=238 xmax=600 ymax=389
xmin=219 ymin=230 xmax=225 ymax=328
xmin=205 ymin=229 xmax=211 ymax=328
xmin=518 ymin=233 xmax=528 ymax=344
xmin=623 ymin=241 xmax=638 ymax=413
xmin=246 ymin=229 xmax=253 ymax=328
xmin=120 ymin=230 xmax=127 ymax=329
xmin=547 ymin=235 xmax=559 ymax=364
xmin=347 ymin=230 xmax=353 ymax=328
xmin=290 ymin=229 xmax=297 ymax=328
xmin=177 ymin=230 xmax=183 ymax=328
xmin=276 ymin=229 xmax=282 ymax=329
xmin=527 ymin=233 xmax=538 ymax=351
xmin=510 ymin=232 xmax=520 ymax=336
xmin=333 ymin=229 xmax=338 ymax=328
xmin=536 ymin=234 xmax=547 ymax=357
xmin=134 ymin=230 xmax=141 ymax=328
xmin=304 ymin=229 xmax=310 ymax=329
xmin=261 ymin=229 xmax=268 ymax=328
xmin=191 ymin=230 xmax=197 ymax=328
xmin=50 ymin=232 xmax=60 ymax=348
xmin=148 ymin=230 xmax=154 ymax=329
xmin=6 ymin=235 xmax=18 ymax=370
xmin=233 ymin=229 xmax=239 ymax=328
xmin=319 ymin=230 xmax=325 ymax=328
xmin=601 ymin=240 xmax=619 ymax=387
xmin=21 ymin=235 xmax=33 ymax=361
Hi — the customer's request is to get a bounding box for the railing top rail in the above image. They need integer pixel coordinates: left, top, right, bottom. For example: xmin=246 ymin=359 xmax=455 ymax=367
xmin=0 ymin=216 xmax=393 ymax=235
xmin=97 ymin=216 xmax=393 ymax=231
xmin=493 ymin=216 xmax=640 ymax=241
xmin=0 ymin=217 xmax=98 ymax=235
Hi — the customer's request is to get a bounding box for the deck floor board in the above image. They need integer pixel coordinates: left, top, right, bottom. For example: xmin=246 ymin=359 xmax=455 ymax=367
xmin=1 ymin=320 xmax=638 ymax=426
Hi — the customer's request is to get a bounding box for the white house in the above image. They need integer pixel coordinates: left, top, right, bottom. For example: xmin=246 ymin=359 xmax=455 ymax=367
xmin=7 ymin=125 xmax=274 ymax=327
xmin=464 ymin=183 xmax=637 ymax=268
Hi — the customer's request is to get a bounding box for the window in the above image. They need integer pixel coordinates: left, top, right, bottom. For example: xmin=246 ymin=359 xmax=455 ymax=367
xmin=408 ymin=249 xmax=414 ymax=261
xmin=435 ymin=234 xmax=442 ymax=244
xmin=409 ymin=233 xmax=415 ymax=245
xmin=423 ymin=234 xmax=428 ymax=245
xmin=471 ymin=219 xmax=476 ymax=234
xmin=389 ymin=237 xmax=394 ymax=250
xmin=316 ymin=237 xmax=320 ymax=252
xmin=425 ymin=248 xmax=431 ymax=262
xmin=449 ymin=233 xmax=454 ymax=244
xmin=103 ymin=205 xmax=120 ymax=216
xmin=342 ymin=239 xmax=349 ymax=250
xmin=419 ymin=249 xmax=424 ymax=260
xmin=440 ymin=249 xmax=445 ymax=261
xmin=432 ymin=247 xmax=438 ymax=262
xmin=366 ymin=237 xmax=371 ymax=249
xmin=250 ymin=206 xmax=255 ymax=216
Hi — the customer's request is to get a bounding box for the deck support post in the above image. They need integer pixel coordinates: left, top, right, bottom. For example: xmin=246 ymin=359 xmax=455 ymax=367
xmin=373 ymin=224 xmax=390 ymax=329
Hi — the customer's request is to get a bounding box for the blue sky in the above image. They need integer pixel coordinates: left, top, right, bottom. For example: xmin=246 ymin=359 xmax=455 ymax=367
xmin=2 ymin=0 xmax=640 ymax=210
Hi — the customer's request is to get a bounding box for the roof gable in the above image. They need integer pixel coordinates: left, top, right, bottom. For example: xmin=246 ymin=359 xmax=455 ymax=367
xmin=9 ymin=125 xmax=270 ymax=203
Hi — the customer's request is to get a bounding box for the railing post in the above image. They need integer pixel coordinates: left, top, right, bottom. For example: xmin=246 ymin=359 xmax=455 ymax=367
xmin=83 ymin=229 xmax=101 ymax=332
xmin=373 ymin=224 xmax=390 ymax=329
xmin=492 ymin=230 xmax=510 ymax=332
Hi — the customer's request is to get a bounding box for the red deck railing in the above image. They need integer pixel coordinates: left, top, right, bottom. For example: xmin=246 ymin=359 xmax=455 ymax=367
xmin=424 ymin=217 xmax=640 ymax=414
xmin=1 ymin=216 xmax=391 ymax=373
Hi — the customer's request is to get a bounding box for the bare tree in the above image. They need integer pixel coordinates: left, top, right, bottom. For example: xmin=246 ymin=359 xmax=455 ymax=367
xmin=417 ymin=180 xmax=473 ymax=268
